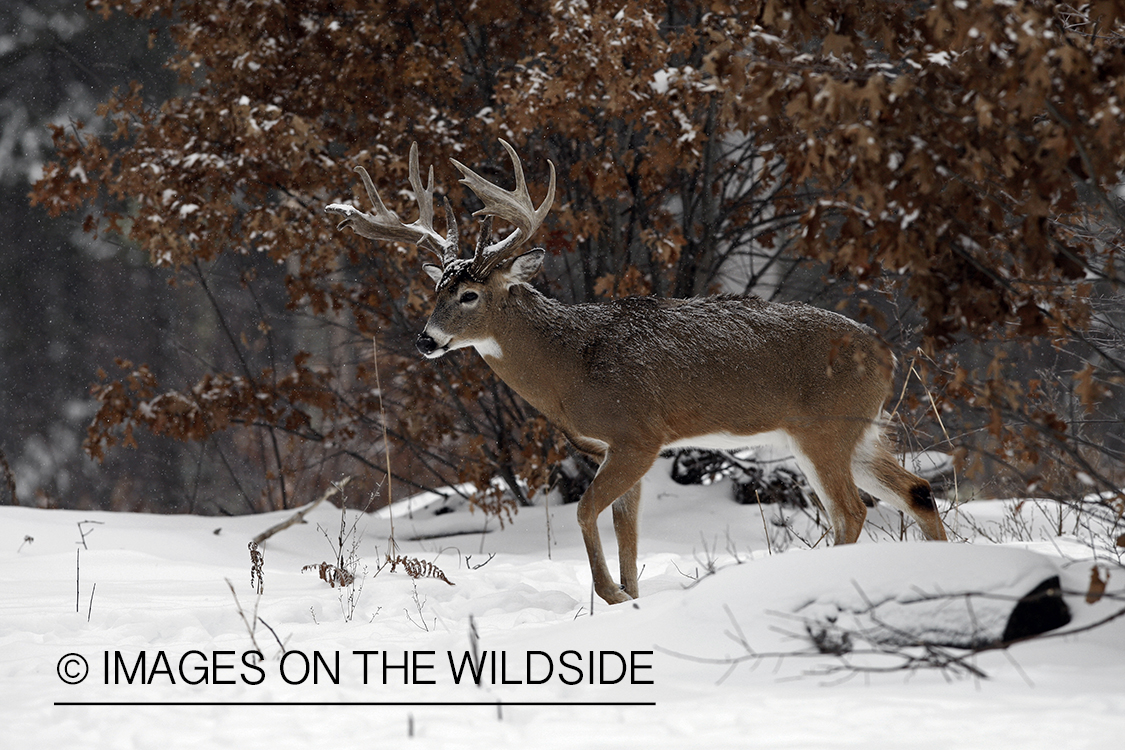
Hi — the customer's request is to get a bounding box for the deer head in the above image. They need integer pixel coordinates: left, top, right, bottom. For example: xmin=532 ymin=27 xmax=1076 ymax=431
xmin=326 ymin=140 xmax=555 ymax=360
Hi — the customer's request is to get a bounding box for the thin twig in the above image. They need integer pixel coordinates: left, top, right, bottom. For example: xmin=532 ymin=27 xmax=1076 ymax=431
xmin=756 ymin=489 xmax=773 ymax=555
xmin=225 ymin=578 xmax=262 ymax=654
xmin=373 ymin=337 xmax=397 ymax=554
xmin=252 ymin=476 xmax=353 ymax=546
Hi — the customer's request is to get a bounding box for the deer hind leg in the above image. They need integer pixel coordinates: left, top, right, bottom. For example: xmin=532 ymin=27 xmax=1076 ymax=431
xmin=577 ymin=449 xmax=655 ymax=605
xmin=612 ymin=482 xmax=642 ymax=599
xmin=790 ymin=434 xmax=867 ymax=545
xmin=852 ymin=428 xmax=947 ymax=541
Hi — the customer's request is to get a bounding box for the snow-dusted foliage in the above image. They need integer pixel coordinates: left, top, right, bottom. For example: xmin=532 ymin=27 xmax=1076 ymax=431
xmin=22 ymin=0 xmax=1125 ymax=524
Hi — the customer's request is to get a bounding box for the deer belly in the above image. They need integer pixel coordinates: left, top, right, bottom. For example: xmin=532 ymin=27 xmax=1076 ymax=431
xmin=661 ymin=429 xmax=791 ymax=453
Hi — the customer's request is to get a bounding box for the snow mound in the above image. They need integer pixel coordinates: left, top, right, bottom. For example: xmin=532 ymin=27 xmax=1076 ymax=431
xmin=1 ymin=481 xmax=1123 ymax=749
xmin=788 ymin=544 xmax=1069 ymax=649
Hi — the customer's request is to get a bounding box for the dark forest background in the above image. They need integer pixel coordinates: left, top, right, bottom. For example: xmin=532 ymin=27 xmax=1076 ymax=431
xmin=0 ymin=1 xmax=244 ymax=512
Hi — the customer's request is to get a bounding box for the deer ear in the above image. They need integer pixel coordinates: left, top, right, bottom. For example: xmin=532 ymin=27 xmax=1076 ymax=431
xmin=507 ymin=249 xmax=544 ymax=285
xmin=423 ymin=263 xmax=443 ymax=286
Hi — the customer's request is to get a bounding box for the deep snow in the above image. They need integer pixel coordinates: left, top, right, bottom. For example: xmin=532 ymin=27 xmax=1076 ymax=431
xmin=2 ymin=458 xmax=1123 ymax=749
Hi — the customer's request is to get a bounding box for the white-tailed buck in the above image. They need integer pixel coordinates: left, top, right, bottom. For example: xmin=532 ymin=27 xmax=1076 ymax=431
xmin=326 ymin=141 xmax=946 ymax=604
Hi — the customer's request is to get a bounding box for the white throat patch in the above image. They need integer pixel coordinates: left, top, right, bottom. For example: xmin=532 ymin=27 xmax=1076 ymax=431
xmin=470 ymin=337 xmax=503 ymax=360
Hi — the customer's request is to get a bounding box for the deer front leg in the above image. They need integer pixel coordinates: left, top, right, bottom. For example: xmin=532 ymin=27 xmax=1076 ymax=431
xmin=612 ymin=483 xmax=642 ymax=599
xmin=577 ymin=449 xmax=654 ymax=605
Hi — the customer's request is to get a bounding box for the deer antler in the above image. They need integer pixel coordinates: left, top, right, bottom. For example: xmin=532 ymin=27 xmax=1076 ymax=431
xmin=451 ymin=139 xmax=555 ymax=275
xmin=325 ymin=143 xmax=458 ymax=262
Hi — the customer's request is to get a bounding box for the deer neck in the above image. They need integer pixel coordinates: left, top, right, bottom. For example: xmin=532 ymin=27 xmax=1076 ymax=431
xmin=477 ymin=285 xmax=579 ymax=416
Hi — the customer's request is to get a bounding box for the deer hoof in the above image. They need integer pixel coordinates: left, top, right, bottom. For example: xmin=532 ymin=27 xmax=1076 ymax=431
xmin=597 ymin=585 xmax=633 ymax=605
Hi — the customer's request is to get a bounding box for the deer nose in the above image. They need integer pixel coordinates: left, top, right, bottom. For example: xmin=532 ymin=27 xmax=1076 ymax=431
xmin=416 ymin=333 xmax=439 ymax=356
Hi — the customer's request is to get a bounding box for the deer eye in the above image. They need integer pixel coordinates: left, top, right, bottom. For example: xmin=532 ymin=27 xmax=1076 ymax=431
xmin=459 ymin=291 xmax=479 ymax=305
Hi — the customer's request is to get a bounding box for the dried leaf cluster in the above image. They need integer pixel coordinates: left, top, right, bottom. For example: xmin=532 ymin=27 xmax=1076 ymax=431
xmin=28 ymin=1 xmax=1125 ymax=516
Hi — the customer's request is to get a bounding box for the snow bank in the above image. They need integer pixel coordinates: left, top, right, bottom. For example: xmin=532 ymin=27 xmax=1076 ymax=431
xmin=2 ymin=471 xmax=1123 ymax=749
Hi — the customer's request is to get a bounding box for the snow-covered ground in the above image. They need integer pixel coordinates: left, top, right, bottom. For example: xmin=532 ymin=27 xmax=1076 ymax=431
xmin=3 ymin=458 xmax=1123 ymax=749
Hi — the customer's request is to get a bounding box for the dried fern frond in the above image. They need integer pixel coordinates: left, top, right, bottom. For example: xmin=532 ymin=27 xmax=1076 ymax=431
xmin=386 ymin=555 xmax=454 ymax=586
xmin=302 ymin=561 xmax=355 ymax=588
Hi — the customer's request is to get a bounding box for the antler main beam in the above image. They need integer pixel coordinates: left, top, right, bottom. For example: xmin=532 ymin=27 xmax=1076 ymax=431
xmin=451 ymin=139 xmax=555 ymax=267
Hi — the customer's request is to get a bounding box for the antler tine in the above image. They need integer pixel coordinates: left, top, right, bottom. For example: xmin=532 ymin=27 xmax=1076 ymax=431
xmin=441 ymin=196 xmax=459 ymax=267
xmin=325 ymin=142 xmax=457 ymax=258
xmin=406 ymin=142 xmax=436 ymax=243
xmin=475 ymin=216 xmax=494 ymax=256
xmin=451 ymin=139 xmax=555 ymax=268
